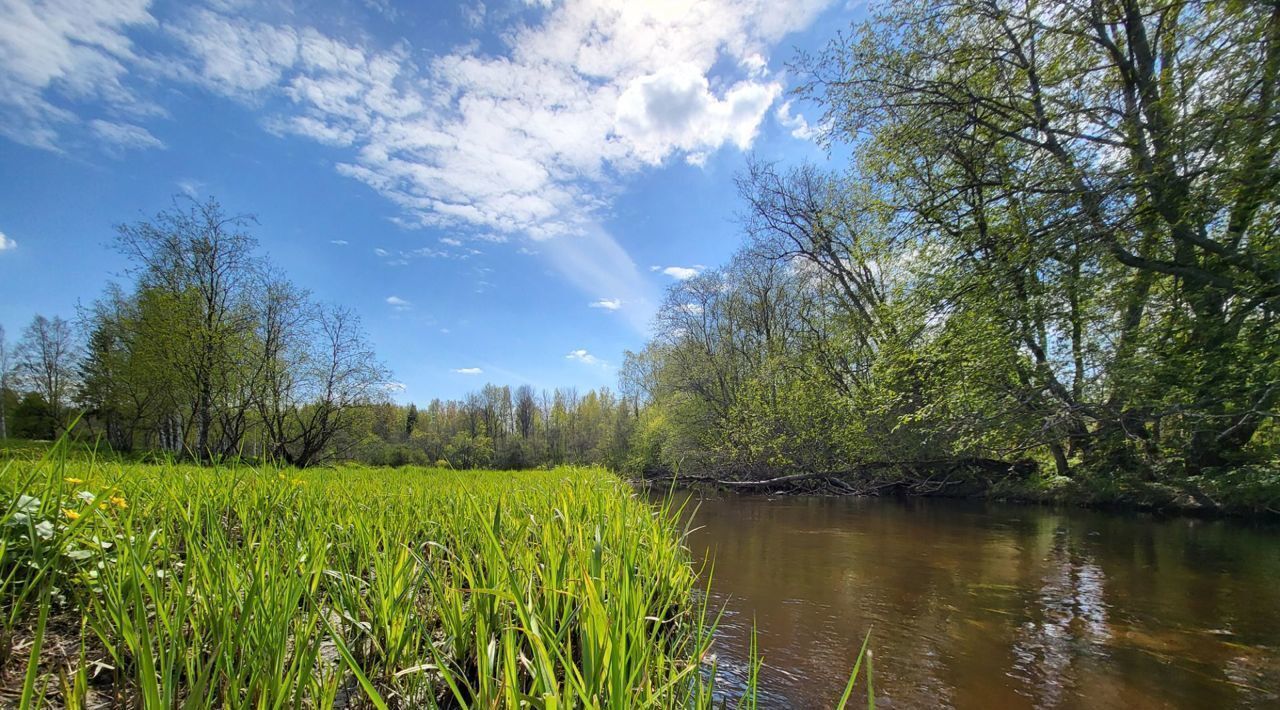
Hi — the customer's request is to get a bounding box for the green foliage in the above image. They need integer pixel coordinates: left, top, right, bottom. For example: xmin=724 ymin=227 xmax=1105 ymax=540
xmin=623 ymin=0 xmax=1280 ymax=488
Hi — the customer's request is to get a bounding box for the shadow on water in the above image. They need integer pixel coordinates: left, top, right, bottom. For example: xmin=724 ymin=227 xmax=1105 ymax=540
xmin=663 ymin=493 xmax=1280 ymax=709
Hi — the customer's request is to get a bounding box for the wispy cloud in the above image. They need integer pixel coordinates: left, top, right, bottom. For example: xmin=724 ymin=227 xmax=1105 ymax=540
xmin=590 ymin=298 xmax=622 ymax=311
xmin=330 ymin=239 xmax=349 ymax=245
xmin=90 ymin=119 xmax=163 ymax=153
xmin=385 ymin=295 xmax=411 ymax=311
xmin=451 ymin=367 xmax=483 ymax=375
xmin=0 ymin=0 xmax=158 ymax=150
xmin=0 ymin=231 xmax=15 ymax=252
xmin=177 ymin=178 xmax=207 ymax=197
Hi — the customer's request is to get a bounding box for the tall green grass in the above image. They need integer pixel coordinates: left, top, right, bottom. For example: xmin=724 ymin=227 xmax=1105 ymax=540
xmin=0 ymin=441 xmax=872 ymax=708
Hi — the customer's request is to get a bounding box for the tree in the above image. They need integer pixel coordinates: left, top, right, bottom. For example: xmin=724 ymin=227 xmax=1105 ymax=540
xmin=259 ymin=304 xmax=389 ymax=467
xmin=793 ymin=0 xmax=1280 ymax=472
xmin=14 ymin=315 xmax=79 ymax=433
xmin=114 ymin=197 xmax=262 ymax=460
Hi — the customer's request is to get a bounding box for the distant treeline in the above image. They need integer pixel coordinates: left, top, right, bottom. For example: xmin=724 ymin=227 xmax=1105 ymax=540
xmin=355 ymin=386 xmax=638 ymax=470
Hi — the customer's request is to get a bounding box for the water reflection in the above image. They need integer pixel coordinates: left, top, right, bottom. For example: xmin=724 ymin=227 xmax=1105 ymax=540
xmin=670 ymin=494 xmax=1280 ymax=708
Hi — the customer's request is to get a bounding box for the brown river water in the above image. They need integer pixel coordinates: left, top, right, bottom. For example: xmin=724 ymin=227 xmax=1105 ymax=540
xmin=671 ymin=494 xmax=1280 ymax=709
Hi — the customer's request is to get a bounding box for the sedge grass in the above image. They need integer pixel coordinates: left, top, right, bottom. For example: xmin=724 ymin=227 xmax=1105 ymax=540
xmin=0 ymin=440 xmax=873 ymax=708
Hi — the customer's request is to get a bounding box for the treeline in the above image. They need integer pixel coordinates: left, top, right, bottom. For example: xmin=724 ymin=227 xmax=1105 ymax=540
xmin=352 ymin=385 xmax=638 ymax=469
xmin=0 ymin=199 xmax=389 ymax=466
xmin=0 ymin=199 xmax=641 ymax=471
xmin=623 ymin=0 xmax=1280 ymax=484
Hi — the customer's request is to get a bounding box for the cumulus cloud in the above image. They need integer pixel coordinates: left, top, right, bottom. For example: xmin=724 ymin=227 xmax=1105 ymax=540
xmin=614 ymin=63 xmax=779 ymax=166
xmin=0 ymin=231 xmax=15 ymax=252
xmin=590 ymin=298 xmax=622 ymax=311
xmin=775 ymin=99 xmax=815 ymax=140
xmin=385 ymin=295 xmax=411 ymax=310
xmin=659 ymin=265 xmax=701 ymax=280
xmin=565 ymin=349 xmax=607 ymax=367
xmin=452 ymin=367 xmax=483 ymax=374
xmin=161 ymin=0 xmax=831 ymax=243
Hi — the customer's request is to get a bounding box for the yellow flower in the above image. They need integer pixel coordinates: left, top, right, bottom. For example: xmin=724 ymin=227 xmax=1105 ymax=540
xmin=98 ymin=502 xmax=108 ymax=510
xmin=109 ymin=496 xmax=128 ymax=509
xmin=64 ymin=477 xmax=84 ymax=485
xmin=62 ymin=508 xmax=81 ymax=521
xmin=291 ymin=479 xmax=304 ymax=486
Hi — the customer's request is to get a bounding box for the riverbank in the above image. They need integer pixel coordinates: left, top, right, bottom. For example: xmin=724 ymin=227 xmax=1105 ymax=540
xmin=0 ymin=450 xmax=735 ymax=708
xmin=640 ymin=463 xmax=1280 ymax=518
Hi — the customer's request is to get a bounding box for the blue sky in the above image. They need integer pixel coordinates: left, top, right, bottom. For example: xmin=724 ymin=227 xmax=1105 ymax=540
xmin=0 ymin=0 xmax=862 ymax=402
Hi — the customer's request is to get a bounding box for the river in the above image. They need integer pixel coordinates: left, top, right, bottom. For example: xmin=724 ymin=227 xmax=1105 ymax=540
xmin=674 ymin=494 xmax=1280 ymax=708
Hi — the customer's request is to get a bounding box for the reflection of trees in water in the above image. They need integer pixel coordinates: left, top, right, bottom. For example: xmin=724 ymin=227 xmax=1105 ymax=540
xmin=679 ymin=496 xmax=1280 ymax=708
xmin=1009 ymin=527 xmax=1111 ymax=707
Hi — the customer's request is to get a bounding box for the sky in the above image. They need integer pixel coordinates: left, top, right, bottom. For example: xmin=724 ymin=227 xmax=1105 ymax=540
xmin=0 ymin=0 xmax=863 ymax=402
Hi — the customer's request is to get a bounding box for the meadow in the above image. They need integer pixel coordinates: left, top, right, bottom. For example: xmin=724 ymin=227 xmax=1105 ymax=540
xmin=0 ymin=442 xmax=829 ymax=709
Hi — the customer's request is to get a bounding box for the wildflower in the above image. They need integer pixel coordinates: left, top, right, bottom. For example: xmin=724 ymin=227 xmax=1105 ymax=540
xmin=64 ymin=477 xmax=84 ymax=485
xmin=63 ymin=508 xmax=80 ymax=521
xmin=291 ymin=479 xmax=304 ymax=486
xmin=109 ymin=496 xmax=128 ymax=509
xmin=76 ymin=491 xmax=96 ymax=504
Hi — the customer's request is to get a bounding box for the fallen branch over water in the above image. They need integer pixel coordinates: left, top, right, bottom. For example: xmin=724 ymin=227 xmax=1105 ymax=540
xmin=641 ymin=458 xmax=1033 ymax=495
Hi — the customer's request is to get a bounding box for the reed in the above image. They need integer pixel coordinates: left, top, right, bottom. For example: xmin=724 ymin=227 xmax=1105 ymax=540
xmin=0 ymin=440 xmax=872 ymax=708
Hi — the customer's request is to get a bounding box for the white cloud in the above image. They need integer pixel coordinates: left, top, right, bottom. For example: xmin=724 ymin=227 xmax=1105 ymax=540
xmin=90 ymin=118 xmax=163 ymax=152
xmin=660 ymin=265 xmax=701 ymax=280
xmin=0 ymin=0 xmax=836 ymax=325
xmin=452 ymin=367 xmax=483 ymax=374
xmin=566 ymin=348 xmax=608 ymax=367
xmin=177 ymin=178 xmax=203 ymax=197
xmin=775 ymin=99 xmax=815 ymax=140
xmin=0 ymin=231 xmax=15 ymax=252
xmin=165 ymin=0 xmax=831 ymax=243
xmin=0 ymin=0 xmax=157 ymax=149
xmin=590 ymin=298 xmax=622 ymax=311
xmin=614 ymin=63 xmax=779 ymax=166
xmin=330 ymin=239 xmax=349 ymax=245
xmin=439 ymin=237 xmax=462 ymax=246
xmin=374 ymin=247 xmax=389 ymax=257
xmin=385 ymin=295 xmax=411 ymax=310
xmin=461 ymin=1 xmax=486 ymax=29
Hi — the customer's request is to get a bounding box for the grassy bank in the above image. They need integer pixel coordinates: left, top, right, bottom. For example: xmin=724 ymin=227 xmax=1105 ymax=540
xmin=0 ymin=444 xmax=758 ymax=708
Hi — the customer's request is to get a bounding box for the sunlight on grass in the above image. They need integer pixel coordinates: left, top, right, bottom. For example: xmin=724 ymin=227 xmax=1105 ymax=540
xmin=0 ymin=440 xmax=880 ymax=708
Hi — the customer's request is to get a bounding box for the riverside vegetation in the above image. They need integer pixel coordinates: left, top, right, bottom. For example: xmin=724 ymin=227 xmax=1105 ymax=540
xmin=0 ymin=440 xmax=875 ymax=708
xmin=4 ymin=0 xmax=1279 ymax=514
